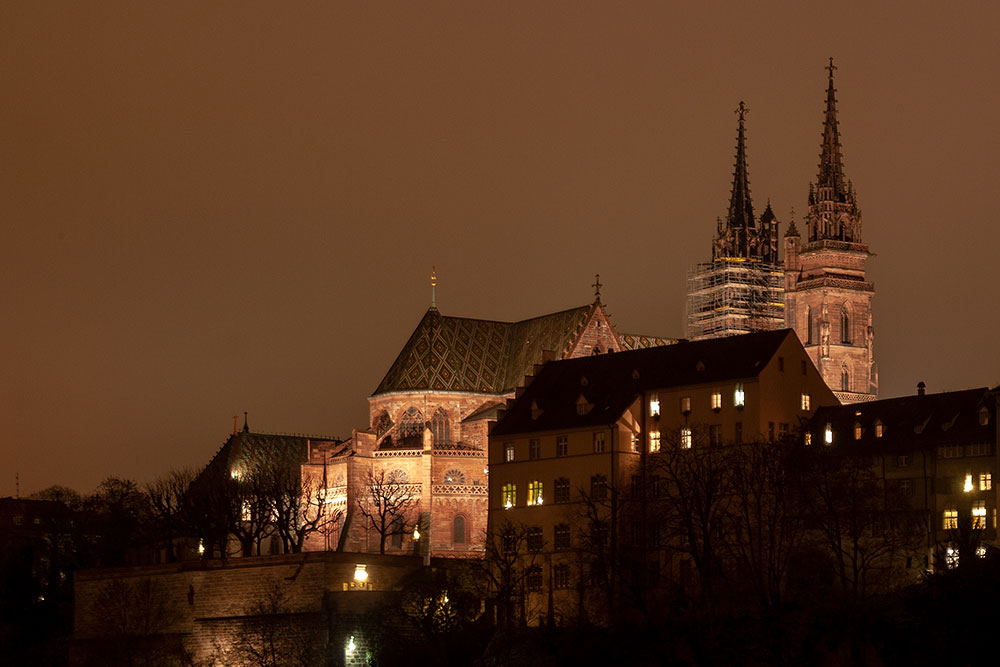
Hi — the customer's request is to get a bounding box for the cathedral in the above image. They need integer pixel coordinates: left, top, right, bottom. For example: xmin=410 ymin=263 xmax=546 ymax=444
xmin=688 ymin=60 xmax=877 ymax=403
xmin=784 ymin=60 xmax=877 ymax=403
xmin=686 ymin=101 xmax=784 ymax=339
xmin=198 ymin=59 xmax=877 ymax=561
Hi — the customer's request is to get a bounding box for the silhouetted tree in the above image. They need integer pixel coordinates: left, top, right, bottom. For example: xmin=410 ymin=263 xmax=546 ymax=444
xmin=356 ymin=468 xmax=416 ymax=554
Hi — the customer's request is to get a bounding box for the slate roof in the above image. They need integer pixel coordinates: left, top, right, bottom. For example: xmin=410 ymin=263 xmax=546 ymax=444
xmin=372 ymin=305 xmax=596 ymax=396
xmin=201 ymin=430 xmax=343 ymax=480
xmin=808 ymin=388 xmax=997 ymax=453
xmin=492 ymin=329 xmax=793 ymax=436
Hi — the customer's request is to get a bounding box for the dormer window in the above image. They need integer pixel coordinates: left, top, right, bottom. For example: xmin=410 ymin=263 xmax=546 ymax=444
xmin=734 ymin=383 xmax=745 ymax=408
xmin=576 ymin=394 xmax=593 ymax=415
xmin=530 ymin=400 xmax=542 ymax=420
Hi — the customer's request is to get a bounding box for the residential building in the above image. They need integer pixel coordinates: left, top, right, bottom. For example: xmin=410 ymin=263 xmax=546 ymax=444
xmin=487 ymin=328 xmax=836 ymax=624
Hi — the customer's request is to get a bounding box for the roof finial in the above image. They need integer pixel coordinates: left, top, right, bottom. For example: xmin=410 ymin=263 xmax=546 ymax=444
xmin=735 ymin=100 xmax=748 ymax=122
xmin=826 ymin=56 xmax=837 ymax=79
xmin=242 ymin=411 xmax=249 ymax=433
xmin=233 ymin=415 xmax=238 ymax=435
xmin=430 ymin=266 xmax=438 ymax=311
xmin=592 ymin=274 xmax=602 ymax=300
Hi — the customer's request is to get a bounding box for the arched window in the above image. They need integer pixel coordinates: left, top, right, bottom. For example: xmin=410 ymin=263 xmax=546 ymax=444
xmin=453 ymin=515 xmax=467 ymax=545
xmin=841 ymin=366 xmax=850 ymax=392
xmin=806 ymin=307 xmax=814 ymax=344
xmin=431 ymin=407 xmax=450 ymax=446
xmin=373 ymin=411 xmax=393 ymax=439
xmin=841 ymin=305 xmax=852 ymax=344
xmin=443 ymin=469 xmax=465 ymax=484
xmin=398 ymin=407 xmax=424 ymax=439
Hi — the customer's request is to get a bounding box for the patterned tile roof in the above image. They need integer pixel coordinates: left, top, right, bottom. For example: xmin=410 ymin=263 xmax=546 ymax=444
xmin=201 ymin=431 xmax=343 ymax=481
xmin=372 ymin=305 xmax=595 ymax=396
xmin=618 ymin=333 xmax=679 ymax=350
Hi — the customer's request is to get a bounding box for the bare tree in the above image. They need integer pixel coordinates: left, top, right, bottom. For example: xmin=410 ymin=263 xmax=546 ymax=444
xmin=86 ymin=577 xmax=189 ymax=666
xmin=356 ymin=468 xmax=417 ymax=554
xmin=266 ymin=463 xmax=341 ymax=554
xmin=650 ymin=426 xmax=734 ymax=610
xmin=227 ymin=465 xmax=275 ymax=557
xmin=798 ymin=445 xmax=920 ymax=598
xmin=477 ymin=519 xmax=542 ymax=631
xmin=723 ymin=438 xmax=804 ymax=609
xmin=145 ymin=468 xmax=197 ymax=562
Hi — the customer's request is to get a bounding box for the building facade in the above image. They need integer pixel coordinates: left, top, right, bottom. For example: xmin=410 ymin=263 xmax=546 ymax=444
xmin=687 ymin=102 xmax=784 ymax=339
xmin=487 ymin=329 xmax=836 ymax=624
xmin=784 ymin=60 xmax=877 ymax=403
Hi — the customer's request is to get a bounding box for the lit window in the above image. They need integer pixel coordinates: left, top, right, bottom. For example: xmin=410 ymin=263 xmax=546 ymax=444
xmin=528 ymin=481 xmax=544 ymax=506
xmin=501 ymin=483 xmax=516 ymax=509
xmin=529 ymin=439 xmax=541 ymax=460
xmin=556 ymin=435 xmax=568 ymax=457
xmin=801 ymin=394 xmax=811 ymax=411
xmin=972 ymin=501 xmax=987 ymax=530
xmin=554 ymin=477 xmax=570 ymax=503
xmin=980 ymin=473 xmax=992 ymax=491
xmin=680 ymin=427 xmax=692 ymax=449
xmin=875 ymin=420 xmax=884 ymax=438
xmin=504 ymin=442 xmax=514 ymax=462
xmin=554 ymin=524 xmax=570 ymax=550
xmin=945 ymin=547 xmax=959 ymax=569
xmin=977 ymin=545 xmax=987 ymax=558
xmin=680 ymin=396 xmax=691 ymax=414
xmin=630 ymin=433 xmax=639 ymax=453
xmin=943 ymin=509 xmax=958 ymax=530
xmin=854 ymin=423 xmax=863 ymax=440
xmin=649 ymin=430 xmax=660 ymax=453
xmin=734 ymin=383 xmax=745 ymax=408
xmin=711 ymin=391 xmax=722 ymax=411
xmin=824 ymin=423 xmax=833 ymax=445
xmin=804 ymin=432 xmax=812 ymax=446
xmin=593 ymin=432 xmax=606 ymax=453
xmin=964 ymin=474 xmax=974 ymax=493
xmin=979 ymin=407 xmax=990 ymax=426
xmin=649 ymin=393 xmax=660 ymax=417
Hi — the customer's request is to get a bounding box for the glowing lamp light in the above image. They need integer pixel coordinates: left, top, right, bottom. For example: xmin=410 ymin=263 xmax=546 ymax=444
xmin=230 ymin=469 xmax=241 ymax=480
xmin=198 ymin=539 xmax=205 ymax=555
xmin=353 ymin=564 xmax=368 ymax=583
xmin=346 ymin=636 xmax=356 ymax=653
xmin=964 ymin=474 xmax=974 ymax=493
xmin=413 ymin=525 xmax=421 ymax=541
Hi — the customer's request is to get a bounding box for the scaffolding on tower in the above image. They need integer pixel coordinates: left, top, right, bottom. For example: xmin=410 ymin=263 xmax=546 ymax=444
xmin=686 ymin=257 xmax=785 ymax=340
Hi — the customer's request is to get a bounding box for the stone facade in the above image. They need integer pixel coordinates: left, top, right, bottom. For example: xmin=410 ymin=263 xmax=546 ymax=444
xmin=784 ymin=60 xmax=877 ymax=403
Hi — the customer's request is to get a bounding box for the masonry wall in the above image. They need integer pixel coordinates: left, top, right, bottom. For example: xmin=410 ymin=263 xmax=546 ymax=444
xmin=71 ymin=552 xmax=456 ymax=666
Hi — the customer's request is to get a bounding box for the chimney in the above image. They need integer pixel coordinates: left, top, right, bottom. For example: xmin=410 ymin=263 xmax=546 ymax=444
xmin=917 ymin=381 xmax=926 ymax=397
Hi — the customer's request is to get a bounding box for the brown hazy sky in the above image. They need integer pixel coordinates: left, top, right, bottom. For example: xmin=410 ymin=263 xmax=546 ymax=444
xmin=3 ymin=2 xmax=999 ymax=496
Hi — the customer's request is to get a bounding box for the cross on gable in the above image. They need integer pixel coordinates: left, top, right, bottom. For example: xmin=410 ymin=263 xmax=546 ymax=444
xmin=592 ymin=274 xmax=602 ymax=299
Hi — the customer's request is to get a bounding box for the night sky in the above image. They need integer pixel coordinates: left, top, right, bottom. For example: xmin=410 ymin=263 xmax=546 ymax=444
xmin=3 ymin=2 xmax=999 ymax=496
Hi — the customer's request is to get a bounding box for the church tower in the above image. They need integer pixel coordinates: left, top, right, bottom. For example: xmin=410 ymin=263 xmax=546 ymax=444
xmin=687 ymin=102 xmax=784 ymax=339
xmin=784 ymin=60 xmax=877 ymax=403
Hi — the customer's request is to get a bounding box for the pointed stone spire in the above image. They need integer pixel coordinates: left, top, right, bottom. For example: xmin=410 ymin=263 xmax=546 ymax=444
xmin=816 ymin=58 xmax=848 ymax=201
xmin=727 ymin=101 xmax=755 ymax=237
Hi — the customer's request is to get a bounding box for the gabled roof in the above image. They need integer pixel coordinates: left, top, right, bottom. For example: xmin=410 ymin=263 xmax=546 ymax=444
xmin=492 ymin=329 xmax=793 ymax=436
xmin=372 ymin=304 xmax=597 ymax=396
xmin=809 ymin=387 xmax=996 ymax=452
xmin=202 ymin=431 xmax=343 ymax=480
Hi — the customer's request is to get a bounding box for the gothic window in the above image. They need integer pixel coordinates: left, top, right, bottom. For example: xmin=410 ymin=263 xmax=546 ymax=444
xmin=453 ymin=515 xmax=466 ymax=544
xmin=374 ymin=411 xmax=393 ymax=439
xmin=840 ymin=305 xmax=852 ymax=344
xmin=806 ymin=307 xmax=814 ymax=344
xmin=399 ymin=407 xmax=425 ymax=439
xmin=443 ymin=469 xmax=465 ymax=484
xmin=431 ymin=407 xmax=450 ymax=446
xmin=841 ymin=366 xmax=850 ymax=392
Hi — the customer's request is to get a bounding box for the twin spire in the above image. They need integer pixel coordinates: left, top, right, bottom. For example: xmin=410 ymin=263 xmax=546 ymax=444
xmin=813 ymin=57 xmax=853 ymax=205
